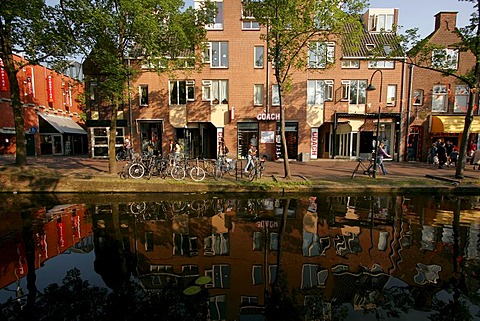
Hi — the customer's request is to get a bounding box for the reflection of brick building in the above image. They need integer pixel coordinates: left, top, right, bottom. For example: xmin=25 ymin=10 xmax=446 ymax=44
xmin=0 ymin=204 xmax=93 ymax=291
xmin=90 ymin=195 xmax=475 ymax=319
xmin=0 ymin=55 xmax=87 ymax=156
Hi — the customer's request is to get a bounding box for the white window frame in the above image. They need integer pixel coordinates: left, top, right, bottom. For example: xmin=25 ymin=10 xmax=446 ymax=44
xmin=341 ymin=80 xmax=367 ymax=105
xmin=386 ymin=84 xmax=396 ymax=106
xmin=139 ymin=85 xmax=148 ymax=106
xmin=206 ymin=0 xmax=224 ymax=30
xmin=242 ymin=20 xmax=260 ymax=30
xmin=254 ymin=46 xmax=264 ymax=68
xmin=186 ymin=80 xmax=195 ymax=101
xmin=203 ymin=80 xmax=228 ymax=104
xmin=208 ymin=41 xmax=229 ymax=68
xmin=272 ymin=84 xmax=280 ymax=106
xmin=169 ymin=80 xmax=187 ymax=105
xmin=454 ymin=85 xmax=469 ymax=113
xmin=369 ymin=13 xmax=394 ymax=32
xmin=368 ymin=60 xmax=394 ymax=69
xmin=413 ymin=89 xmax=424 ymax=106
xmin=307 ymin=80 xmax=333 ymax=106
xmin=432 ymin=85 xmax=448 ymax=112
xmin=432 ymin=48 xmax=459 ymax=70
xmin=341 ymin=60 xmax=360 ymax=69
xmin=254 ymin=84 xmax=264 ymax=106
xmin=252 ymin=265 xmax=263 ymax=285
xmin=308 ymin=42 xmax=335 ymax=68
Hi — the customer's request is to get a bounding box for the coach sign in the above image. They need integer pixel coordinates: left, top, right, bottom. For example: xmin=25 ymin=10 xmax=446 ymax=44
xmin=256 ymin=113 xmax=280 ymax=121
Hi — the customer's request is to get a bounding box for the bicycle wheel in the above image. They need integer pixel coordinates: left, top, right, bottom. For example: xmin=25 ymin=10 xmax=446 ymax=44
xmin=248 ymin=167 xmax=257 ymax=181
xmin=116 ymin=151 xmax=125 ymax=161
xmin=130 ymin=202 xmax=147 ymax=214
xmin=190 ymin=166 xmax=206 ymax=181
xmin=128 ymin=163 xmax=145 ymax=179
xmin=171 ymin=165 xmax=186 ymax=180
xmin=226 ymin=159 xmax=237 ymax=176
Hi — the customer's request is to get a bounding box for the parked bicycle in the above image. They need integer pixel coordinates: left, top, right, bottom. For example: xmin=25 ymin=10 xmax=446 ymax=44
xmin=245 ymin=155 xmax=267 ymax=181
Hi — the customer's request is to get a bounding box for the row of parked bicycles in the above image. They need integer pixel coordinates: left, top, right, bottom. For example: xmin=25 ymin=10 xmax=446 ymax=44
xmin=118 ymin=152 xmax=267 ymax=182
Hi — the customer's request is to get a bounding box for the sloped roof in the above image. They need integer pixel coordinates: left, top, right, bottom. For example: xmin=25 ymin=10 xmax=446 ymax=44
xmin=342 ymin=24 xmax=404 ymax=59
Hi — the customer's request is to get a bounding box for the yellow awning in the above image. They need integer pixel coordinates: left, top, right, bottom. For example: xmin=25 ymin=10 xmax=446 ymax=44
xmin=431 ymin=116 xmax=480 ymax=133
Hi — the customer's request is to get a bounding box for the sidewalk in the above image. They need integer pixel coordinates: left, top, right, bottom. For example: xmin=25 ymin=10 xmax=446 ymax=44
xmin=0 ymin=155 xmax=479 ymax=193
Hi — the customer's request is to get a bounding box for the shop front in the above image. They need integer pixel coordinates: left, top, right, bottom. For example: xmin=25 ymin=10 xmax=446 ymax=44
xmin=276 ymin=122 xmax=298 ymax=160
xmin=38 ymin=113 xmax=87 ymax=156
xmin=86 ymin=119 xmax=127 ymax=158
xmin=137 ymin=119 xmax=163 ymax=156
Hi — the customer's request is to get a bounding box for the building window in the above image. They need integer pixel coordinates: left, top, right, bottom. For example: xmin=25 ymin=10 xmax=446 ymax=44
xmin=208 ymin=295 xmax=227 ymax=320
xmin=272 ymin=84 xmax=280 ymax=106
xmin=341 ymin=80 xmax=367 ymax=105
xmin=202 ymin=42 xmax=228 ymax=68
xmin=254 ymin=84 xmax=264 ymax=106
xmin=454 ymin=85 xmax=469 ymax=113
xmin=254 ymin=46 xmax=264 ymax=68
xmin=139 ymin=85 xmax=148 ymax=106
xmin=307 ymin=80 xmax=333 ymax=106
xmin=301 ymin=264 xmax=320 ymax=289
xmin=308 ymin=42 xmax=334 ymax=68
xmin=89 ymin=81 xmax=98 ymax=101
xmin=369 ymin=13 xmax=394 ymax=32
xmin=241 ymin=296 xmax=258 ymax=305
xmin=386 ymin=84 xmax=396 ymax=106
xmin=206 ymin=0 xmax=224 ymax=30
xmin=432 ymin=85 xmax=448 ymax=112
xmin=432 ymin=48 xmax=459 ymax=70
xmin=252 ymin=265 xmax=263 ymax=285
xmin=202 ymin=80 xmax=229 ymax=104
xmin=169 ymin=80 xmax=187 ymax=105
xmin=186 ymin=80 xmax=195 ymax=101
xmin=242 ymin=20 xmax=260 ymax=30
xmin=368 ymin=60 xmax=394 ymax=69
xmin=413 ymin=89 xmax=424 ymax=105
xmin=341 ymin=60 xmax=360 ymax=69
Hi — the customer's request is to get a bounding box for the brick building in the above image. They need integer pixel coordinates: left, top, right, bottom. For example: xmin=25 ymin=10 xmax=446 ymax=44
xmin=0 ymin=55 xmax=87 ymax=156
xmin=84 ymin=3 xmax=406 ymax=161
xmin=406 ymin=12 xmax=478 ymax=162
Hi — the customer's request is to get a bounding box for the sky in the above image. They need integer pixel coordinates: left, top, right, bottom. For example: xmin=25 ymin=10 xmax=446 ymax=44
xmin=367 ymin=0 xmax=475 ymax=38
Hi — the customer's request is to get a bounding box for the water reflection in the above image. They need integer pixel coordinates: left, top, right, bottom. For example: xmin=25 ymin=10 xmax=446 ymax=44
xmin=1 ymin=193 xmax=480 ymax=320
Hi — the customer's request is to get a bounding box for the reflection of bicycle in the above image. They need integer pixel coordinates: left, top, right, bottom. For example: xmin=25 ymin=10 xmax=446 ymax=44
xmin=351 ymin=157 xmax=373 ymax=179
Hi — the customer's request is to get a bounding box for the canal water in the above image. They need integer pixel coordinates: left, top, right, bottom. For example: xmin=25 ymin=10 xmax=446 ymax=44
xmin=1 ymin=192 xmax=480 ymax=321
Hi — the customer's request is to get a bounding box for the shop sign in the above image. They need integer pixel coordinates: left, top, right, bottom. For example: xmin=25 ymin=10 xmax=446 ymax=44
xmin=0 ymin=59 xmax=9 ymax=92
xmin=256 ymin=113 xmax=280 ymax=121
xmin=47 ymin=75 xmax=54 ymax=103
xmin=310 ymin=128 xmax=318 ymax=159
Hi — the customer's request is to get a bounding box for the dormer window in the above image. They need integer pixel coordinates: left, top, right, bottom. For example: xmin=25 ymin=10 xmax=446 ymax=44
xmin=368 ymin=13 xmax=394 ymax=32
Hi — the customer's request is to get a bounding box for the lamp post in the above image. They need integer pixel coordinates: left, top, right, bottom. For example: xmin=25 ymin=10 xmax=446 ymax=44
xmin=366 ymin=69 xmax=383 ymax=178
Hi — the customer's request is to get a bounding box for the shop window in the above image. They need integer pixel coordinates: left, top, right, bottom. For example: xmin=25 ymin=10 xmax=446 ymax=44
xmin=386 ymin=84 xmax=396 ymax=106
xmin=432 ymin=85 xmax=448 ymax=112
xmin=454 ymin=85 xmax=469 ymax=113
xmin=413 ymin=89 xmax=423 ymax=105
xmin=308 ymin=42 xmax=335 ymax=68
xmin=139 ymin=85 xmax=148 ymax=106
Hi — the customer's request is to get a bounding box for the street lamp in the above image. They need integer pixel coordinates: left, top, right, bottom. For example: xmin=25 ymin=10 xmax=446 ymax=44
xmin=366 ymin=69 xmax=383 ymax=178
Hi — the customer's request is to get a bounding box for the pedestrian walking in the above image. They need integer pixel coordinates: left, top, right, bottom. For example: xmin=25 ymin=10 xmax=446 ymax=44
xmin=218 ymin=138 xmax=229 ymax=157
xmin=244 ymin=143 xmax=256 ymax=172
xmin=437 ymin=141 xmax=447 ymax=169
xmin=376 ymin=142 xmax=391 ymax=175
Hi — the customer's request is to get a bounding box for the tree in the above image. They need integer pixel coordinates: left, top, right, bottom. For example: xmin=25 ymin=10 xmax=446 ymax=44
xmin=0 ymin=1 xmax=77 ymax=165
xmin=395 ymin=0 xmax=479 ymax=179
xmin=57 ymin=0 xmax=215 ymax=174
xmin=244 ymin=0 xmax=367 ymax=179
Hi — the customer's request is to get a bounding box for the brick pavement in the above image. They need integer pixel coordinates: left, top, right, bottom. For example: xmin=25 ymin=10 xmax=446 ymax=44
xmin=1 ymin=154 xmax=479 ymax=182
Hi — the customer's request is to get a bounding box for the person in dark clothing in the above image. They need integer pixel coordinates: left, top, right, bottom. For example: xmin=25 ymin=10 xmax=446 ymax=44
xmin=445 ymin=140 xmax=454 ymax=157
xmin=448 ymin=147 xmax=459 ymax=167
xmin=437 ymin=142 xmax=447 ymax=169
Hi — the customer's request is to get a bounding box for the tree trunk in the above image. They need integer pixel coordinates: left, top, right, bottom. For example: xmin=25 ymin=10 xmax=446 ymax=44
xmin=1 ymin=20 xmax=27 ymax=165
xmin=277 ymin=84 xmax=291 ymax=179
xmin=108 ymin=100 xmax=119 ymax=174
xmin=455 ymin=2 xmax=480 ymax=179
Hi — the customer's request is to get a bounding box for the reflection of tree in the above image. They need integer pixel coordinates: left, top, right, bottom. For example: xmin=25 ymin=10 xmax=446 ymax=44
xmin=265 ymin=198 xmax=303 ymax=321
xmin=0 ymin=268 xmax=209 ymax=320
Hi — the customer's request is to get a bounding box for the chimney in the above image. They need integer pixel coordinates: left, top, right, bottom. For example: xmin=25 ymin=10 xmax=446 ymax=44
xmin=434 ymin=12 xmax=458 ymax=31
